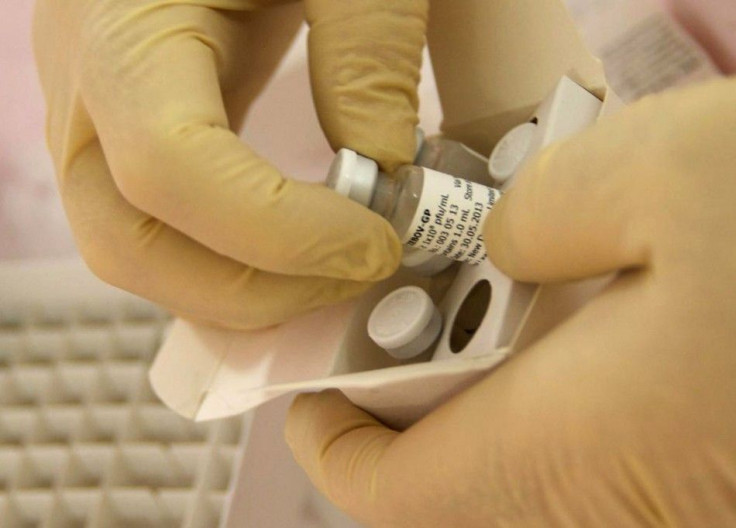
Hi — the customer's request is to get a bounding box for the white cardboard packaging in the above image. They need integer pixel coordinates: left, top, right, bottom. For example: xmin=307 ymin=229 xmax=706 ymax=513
xmin=150 ymin=0 xmax=624 ymax=430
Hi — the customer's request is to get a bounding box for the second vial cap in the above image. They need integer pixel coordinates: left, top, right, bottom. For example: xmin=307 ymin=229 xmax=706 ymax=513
xmin=368 ymin=286 xmax=443 ymax=360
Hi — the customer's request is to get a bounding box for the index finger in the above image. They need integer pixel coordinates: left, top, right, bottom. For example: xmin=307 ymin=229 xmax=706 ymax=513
xmin=81 ymin=3 xmax=401 ymax=282
xmin=306 ymin=0 xmax=429 ymax=172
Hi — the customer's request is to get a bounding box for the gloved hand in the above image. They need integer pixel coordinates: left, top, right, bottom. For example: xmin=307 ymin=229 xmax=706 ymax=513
xmin=285 ymin=78 xmax=736 ymax=526
xmin=33 ymin=0 xmax=428 ymax=329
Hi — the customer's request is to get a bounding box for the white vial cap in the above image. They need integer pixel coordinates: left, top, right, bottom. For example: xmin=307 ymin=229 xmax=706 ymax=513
xmin=326 ymin=148 xmax=379 ymax=207
xmin=368 ymin=286 xmax=443 ymax=359
xmin=488 ymin=122 xmax=537 ymax=183
xmin=401 ymin=246 xmax=454 ymax=277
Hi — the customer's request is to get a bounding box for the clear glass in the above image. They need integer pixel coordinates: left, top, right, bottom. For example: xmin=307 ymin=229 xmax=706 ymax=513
xmin=416 ymin=136 xmax=490 ymax=184
xmin=369 ymin=165 xmax=425 ymax=241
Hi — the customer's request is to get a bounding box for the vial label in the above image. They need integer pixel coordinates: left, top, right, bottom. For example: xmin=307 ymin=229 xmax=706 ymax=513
xmin=403 ymin=169 xmax=501 ymax=265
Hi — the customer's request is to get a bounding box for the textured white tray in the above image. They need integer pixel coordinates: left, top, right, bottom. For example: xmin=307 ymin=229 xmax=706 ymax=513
xmin=0 ymin=259 xmax=248 ymax=528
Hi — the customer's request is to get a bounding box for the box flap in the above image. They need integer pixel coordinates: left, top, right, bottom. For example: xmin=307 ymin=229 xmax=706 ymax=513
xmin=149 ymin=302 xmax=354 ymax=420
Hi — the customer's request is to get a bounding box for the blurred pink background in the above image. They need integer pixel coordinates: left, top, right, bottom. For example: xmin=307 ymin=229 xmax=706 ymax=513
xmin=0 ymin=2 xmax=73 ymax=259
xmin=1 ymin=1 xmax=734 ymax=261
xmin=664 ymin=0 xmax=736 ymax=73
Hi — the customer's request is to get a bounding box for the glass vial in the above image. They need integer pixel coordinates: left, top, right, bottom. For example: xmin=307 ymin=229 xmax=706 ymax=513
xmin=488 ymin=122 xmax=537 ymax=186
xmin=404 ymin=129 xmax=456 ymax=276
xmin=416 ymin=135 xmax=492 ymax=186
xmin=326 ymin=149 xmax=502 ymax=265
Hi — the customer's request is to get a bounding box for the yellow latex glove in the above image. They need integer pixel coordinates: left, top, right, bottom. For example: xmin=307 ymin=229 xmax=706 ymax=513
xmin=33 ymin=0 xmax=428 ymax=329
xmin=285 ymin=78 xmax=736 ymax=526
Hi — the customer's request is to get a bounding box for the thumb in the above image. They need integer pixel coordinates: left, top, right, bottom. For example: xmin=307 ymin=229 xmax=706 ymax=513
xmin=285 ymin=390 xmax=398 ymax=524
xmin=305 ymin=0 xmax=428 ymax=172
xmin=483 ymin=105 xmax=660 ymax=283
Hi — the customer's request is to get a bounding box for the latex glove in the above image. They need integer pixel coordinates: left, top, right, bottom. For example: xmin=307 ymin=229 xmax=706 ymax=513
xmin=285 ymin=78 xmax=736 ymax=526
xmin=33 ymin=0 xmax=428 ymax=329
